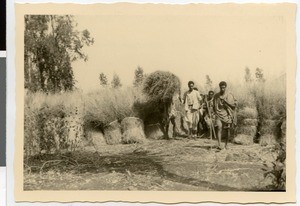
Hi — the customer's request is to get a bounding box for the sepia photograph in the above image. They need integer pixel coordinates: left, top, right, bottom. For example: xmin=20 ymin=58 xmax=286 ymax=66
xmin=14 ymin=2 xmax=296 ymax=203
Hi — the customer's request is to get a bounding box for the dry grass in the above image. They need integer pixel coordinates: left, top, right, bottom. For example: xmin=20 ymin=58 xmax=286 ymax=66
xmin=24 ymin=88 xmax=142 ymax=154
xmin=83 ymin=87 xmax=142 ymax=128
xmin=24 ymin=76 xmax=286 ymax=156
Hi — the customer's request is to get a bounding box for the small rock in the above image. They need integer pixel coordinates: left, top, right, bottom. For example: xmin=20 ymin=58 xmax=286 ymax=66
xmin=233 ymin=134 xmax=253 ymax=145
xmin=127 ymin=186 xmax=137 ymax=191
xmin=225 ymin=154 xmax=234 ymax=161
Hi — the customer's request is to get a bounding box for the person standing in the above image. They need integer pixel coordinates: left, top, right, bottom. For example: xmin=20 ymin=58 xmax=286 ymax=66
xmin=181 ymin=81 xmax=202 ymax=138
xmin=203 ymin=90 xmax=216 ymax=138
xmin=213 ymin=81 xmax=237 ymax=149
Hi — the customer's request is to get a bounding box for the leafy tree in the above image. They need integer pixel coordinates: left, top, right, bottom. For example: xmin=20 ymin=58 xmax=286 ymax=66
xmin=255 ymin=68 xmax=266 ymax=83
xmin=99 ymin=72 xmax=108 ymax=87
xmin=24 ymin=15 xmax=94 ymax=93
xmin=111 ymin=74 xmax=122 ymax=89
xmin=133 ymin=66 xmax=145 ymax=87
xmin=205 ymin=75 xmax=213 ymax=92
xmin=244 ymin=67 xmax=253 ymax=83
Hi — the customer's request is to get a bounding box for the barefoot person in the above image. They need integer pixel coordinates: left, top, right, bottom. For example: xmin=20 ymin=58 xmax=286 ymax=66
xmin=166 ymin=94 xmax=179 ymax=138
xmin=203 ymin=90 xmax=216 ymax=138
xmin=213 ymin=81 xmax=237 ymax=149
xmin=181 ymin=81 xmax=202 ymax=138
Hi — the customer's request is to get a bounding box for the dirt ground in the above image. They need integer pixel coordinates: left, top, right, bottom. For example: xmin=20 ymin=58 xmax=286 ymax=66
xmin=24 ymin=137 xmax=278 ymax=191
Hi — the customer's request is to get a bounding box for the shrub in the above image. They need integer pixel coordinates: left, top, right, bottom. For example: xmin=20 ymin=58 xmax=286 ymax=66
xmin=24 ymin=92 xmax=84 ymax=157
xmin=263 ymin=141 xmax=286 ymax=190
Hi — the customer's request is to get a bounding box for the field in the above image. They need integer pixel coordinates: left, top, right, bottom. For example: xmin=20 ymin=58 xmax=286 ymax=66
xmin=24 ymin=79 xmax=286 ymax=191
xmin=24 ymin=139 xmax=279 ymax=191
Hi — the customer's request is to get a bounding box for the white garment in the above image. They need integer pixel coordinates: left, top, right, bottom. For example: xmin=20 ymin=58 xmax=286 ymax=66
xmin=183 ymin=90 xmax=202 ymax=111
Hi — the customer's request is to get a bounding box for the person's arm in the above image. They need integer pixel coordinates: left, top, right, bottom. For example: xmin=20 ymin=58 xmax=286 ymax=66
xmin=197 ymin=91 xmax=203 ymax=109
xmin=212 ymin=95 xmax=217 ymax=113
xmin=181 ymin=91 xmax=187 ymax=104
xmin=223 ymin=93 xmax=237 ymax=110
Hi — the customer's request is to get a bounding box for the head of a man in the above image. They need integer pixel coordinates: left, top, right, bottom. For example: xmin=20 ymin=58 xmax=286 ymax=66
xmin=219 ymin=81 xmax=227 ymax=94
xmin=188 ymin=81 xmax=194 ymax=91
xmin=208 ymin=90 xmax=214 ymax=100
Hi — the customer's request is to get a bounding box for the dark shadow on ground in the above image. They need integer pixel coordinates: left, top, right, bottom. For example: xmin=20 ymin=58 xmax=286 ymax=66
xmin=26 ymin=150 xmax=246 ymax=191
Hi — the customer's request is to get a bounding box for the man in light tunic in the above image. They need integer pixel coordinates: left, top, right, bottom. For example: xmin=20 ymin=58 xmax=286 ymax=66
xmin=213 ymin=81 xmax=237 ymax=149
xmin=181 ymin=81 xmax=202 ymax=138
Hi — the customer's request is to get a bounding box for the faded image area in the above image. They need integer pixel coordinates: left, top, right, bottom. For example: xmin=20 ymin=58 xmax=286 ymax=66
xmin=23 ymin=12 xmax=287 ymax=192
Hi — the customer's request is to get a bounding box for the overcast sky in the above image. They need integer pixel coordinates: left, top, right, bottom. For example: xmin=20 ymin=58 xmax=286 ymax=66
xmin=72 ymin=13 xmax=286 ymax=92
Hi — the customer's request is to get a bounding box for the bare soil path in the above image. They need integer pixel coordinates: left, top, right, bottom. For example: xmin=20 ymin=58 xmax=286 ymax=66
xmin=24 ymin=138 xmax=277 ymax=191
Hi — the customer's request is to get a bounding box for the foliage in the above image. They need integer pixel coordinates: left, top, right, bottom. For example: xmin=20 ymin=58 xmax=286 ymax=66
xmin=142 ymin=71 xmax=181 ymax=104
xmin=24 ymin=15 xmax=94 ymax=93
xmin=111 ymin=74 xmax=122 ymax=89
xmin=133 ymin=66 xmax=145 ymax=87
xmin=255 ymin=68 xmax=265 ymax=83
xmin=205 ymin=75 xmax=213 ymax=92
xmin=99 ymin=72 xmax=108 ymax=87
xmin=244 ymin=67 xmax=253 ymax=83
xmin=263 ymin=141 xmax=286 ymax=190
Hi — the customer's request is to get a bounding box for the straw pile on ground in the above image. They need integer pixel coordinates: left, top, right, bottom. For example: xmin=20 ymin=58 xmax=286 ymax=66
xmin=86 ymin=128 xmax=107 ymax=151
xmin=259 ymin=119 xmax=281 ymax=146
xmin=121 ymin=117 xmax=146 ymax=144
xmin=103 ymin=120 xmax=123 ymax=145
xmin=144 ymin=124 xmax=164 ymax=139
xmin=234 ymin=106 xmax=258 ymax=145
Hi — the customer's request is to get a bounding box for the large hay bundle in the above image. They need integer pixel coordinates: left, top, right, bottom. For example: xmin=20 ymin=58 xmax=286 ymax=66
xmin=144 ymin=124 xmax=164 ymax=139
xmin=260 ymin=119 xmax=281 ymax=136
xmin=86 ymin=130 xmax=106 ymax=151
xmin=242 ymin=118 xmax=258 ymax=126
xmin=103 ymin=120 xmax=122 ymax=145
xmin=133 ymin=97 xmax=162 ymax=125
xmin=260 ymin=134 xmax=277 ymax=146
xmin=236 ymin=125 xmax=257 ymax=137
xmin=142 ymin=71 xmax=181 ymax=103
xmin=237 ymin=107 xmax=258 ymax=120
xmin=121 ymin=117 xmax=147 ymax=144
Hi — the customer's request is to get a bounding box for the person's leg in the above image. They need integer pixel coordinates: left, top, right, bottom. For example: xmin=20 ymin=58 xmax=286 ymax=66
xmin=204 ymin=116 xmax=211 ymax=138
xmin=215 ymin=118 xmax=223 ymax=148
xmin=165 ymin=119 xmax=170 ymax=139
xmin=160 ymin=117 xmax=170 ymax=140
xmin=170 ymin=116 xmax=177 ymax=137
xmin=186 ymin=109 xmax=193 ymax=138
xmin=197 ymin=110 xmax=203 ymax=136
xmin=224 ymin=123 xmax=231 ymax=149
xmin=192 ymin=109 xmax=199 ymax=138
